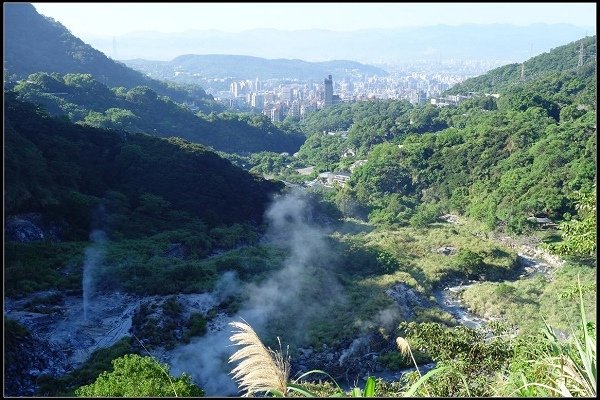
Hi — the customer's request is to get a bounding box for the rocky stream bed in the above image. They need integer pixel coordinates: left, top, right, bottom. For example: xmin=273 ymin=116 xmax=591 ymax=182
xmin=4 ymin=248 xmax=557 ymax=396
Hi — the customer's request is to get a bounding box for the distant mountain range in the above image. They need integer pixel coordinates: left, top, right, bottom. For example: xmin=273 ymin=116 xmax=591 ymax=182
xmin=85 ymin=24 xmax=591 ymax=63
xmin=123 ymin=55 xmax=388 ymax=81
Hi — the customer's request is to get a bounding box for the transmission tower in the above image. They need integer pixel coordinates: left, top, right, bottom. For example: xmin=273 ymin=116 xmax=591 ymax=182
xmin=520 ymin=63 xmax=525 ymax=81
xmin=578 ymin=41 xmax=584 ymax=68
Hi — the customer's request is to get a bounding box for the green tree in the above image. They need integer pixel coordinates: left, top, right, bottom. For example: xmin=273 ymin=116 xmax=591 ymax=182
xmin=453 ymin=249 xmax=486 ymax=279
xmin=75 ymin=354 xmax=204 ymax=397
xmin=551 ymin=187 xmax=596 ymax=257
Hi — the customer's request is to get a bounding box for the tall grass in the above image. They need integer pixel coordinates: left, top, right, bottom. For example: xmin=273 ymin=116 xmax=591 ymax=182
xmin=228 ymin=320 xmax=290 ymax=397
xmin=500 ymin=278 xmax=596 ymax=397
xmin=228 ymin=320 xmax=455 ymax=397
xmin=541 ymin=279 xmax=596 ymax=397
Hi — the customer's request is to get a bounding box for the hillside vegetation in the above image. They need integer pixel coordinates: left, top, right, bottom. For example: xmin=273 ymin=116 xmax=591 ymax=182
xmin=5 ymin=93 xmax=281 ymax=229
xmin=12 ymin=72 xmax=304 ymax=154
xmin=446 ymin=35 xmax=596 ymax=96
xmin=286 ymin=35 xmax=596 ymax=234
xmin=3 ymin=3 xmax=216 ymax=108
xmin=3 ymin=13 xmax=596 ymax=397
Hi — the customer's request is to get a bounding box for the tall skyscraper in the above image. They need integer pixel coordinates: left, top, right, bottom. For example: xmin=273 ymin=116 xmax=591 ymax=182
xmin=251 ymin=93 xmax=264 ymax=109
xmin=230 ymin=82 xmax=239 ymax=97
xmin=324 ymin=74 xmax=333 ymax=107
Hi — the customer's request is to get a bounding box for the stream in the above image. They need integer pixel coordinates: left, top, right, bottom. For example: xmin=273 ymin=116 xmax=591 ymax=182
xmin=334 ymin=250 xmax=555 ymax=390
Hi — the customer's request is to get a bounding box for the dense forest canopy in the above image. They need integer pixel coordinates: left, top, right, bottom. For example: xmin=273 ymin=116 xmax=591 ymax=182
xmin=446 ymin=35 xmax=597 ymax=97
xmin=12 ymin=72 xmax=305 ymax=154
xmin=289 ymin=35 xmax=596 ymax=234
xmin=5 ymin=93 xmax=282 ymax=237
xmin=3 ymin=6 xmax=596 ymax=396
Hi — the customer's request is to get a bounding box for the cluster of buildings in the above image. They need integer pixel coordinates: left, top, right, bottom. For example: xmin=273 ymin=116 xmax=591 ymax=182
xmin=211 ymin=74 xmax=342 ymax=122
xmin=206 ymin=69 xmax=479 ymax=122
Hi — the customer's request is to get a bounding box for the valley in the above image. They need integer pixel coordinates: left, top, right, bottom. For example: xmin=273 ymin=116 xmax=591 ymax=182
xmin=3 ymin=3 xmax=596 ymax=398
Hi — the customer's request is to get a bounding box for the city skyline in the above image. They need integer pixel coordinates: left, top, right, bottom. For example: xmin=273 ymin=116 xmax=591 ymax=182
xmin=30 ymin=2 xmax=596 ymax=40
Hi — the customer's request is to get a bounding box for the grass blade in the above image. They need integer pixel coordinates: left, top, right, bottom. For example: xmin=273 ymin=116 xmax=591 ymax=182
xmin=364 ymin=376 xmax=376 ymax=397
xmin=404 ymin=365 xmax=449 ymax=397
xmin=286 ymin=383 xmax=319 ymax=397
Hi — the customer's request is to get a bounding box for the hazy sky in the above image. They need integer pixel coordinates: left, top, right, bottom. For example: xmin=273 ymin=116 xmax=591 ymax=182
xmin=31 ymin=2 xmax=596 ymax=38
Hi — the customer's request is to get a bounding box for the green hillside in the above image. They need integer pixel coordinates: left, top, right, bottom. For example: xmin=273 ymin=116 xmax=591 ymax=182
xmin=12 ymin=72 xmax=305 ymax=154
xmin=277 ymin=36 xmax=597 ymax=234
xmin=5 ymin=93 xmax=282 ymax=238
xmin=3 ymin=3 xmax=216 ymax=109
xmin=445 ymin=35 xmax=596 ymax=95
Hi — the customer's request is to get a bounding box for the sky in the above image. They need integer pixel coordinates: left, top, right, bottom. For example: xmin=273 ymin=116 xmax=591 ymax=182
xmin=31 ymin=2 xmax=596 ymax=39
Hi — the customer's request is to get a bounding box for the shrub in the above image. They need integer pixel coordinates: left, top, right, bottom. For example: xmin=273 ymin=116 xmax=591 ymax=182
xmin=75 ymin=354 xmax=203 ymax=397
xmin=453 ymin=249 xmax=486 ymax=279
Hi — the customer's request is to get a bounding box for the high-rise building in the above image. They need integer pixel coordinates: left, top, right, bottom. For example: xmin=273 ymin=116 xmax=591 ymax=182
xmin=251 ymin=93 xmax=264 ymax=109
xmin=324 ymin=74 xmax=333 ymax=107
xmin=289 ymin=100 xmax=301 ymax=118
xmin=410 ymin=90 xmax=427 ymax=105
xmin=281 ymin=86 xmax=292 ymax=102
xmin=230 ymin=82 xmax=239 ymax=97
xmin=269 ymin=107 xmax=282 ymax=123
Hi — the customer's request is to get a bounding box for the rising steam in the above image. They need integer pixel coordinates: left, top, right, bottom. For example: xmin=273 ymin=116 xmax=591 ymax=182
xmin=168 ymin=190 xmax=345 ymax=395
xmin=82 ymin=230 xmax=106 ymax=322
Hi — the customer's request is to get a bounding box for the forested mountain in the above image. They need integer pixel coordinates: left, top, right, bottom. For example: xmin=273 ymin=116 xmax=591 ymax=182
xmin=124 ymin=55 xmax=388 ymax=81
xmin=4 ymin=10 xmax=596 ymax=396
xmin=12 ymin=72 xmax=305 ymax=154
xmin=292 ymin=36 xmax=596 ymax=233
xmin=5 ymin=93 xmax=282 ymax=239
xmin=3 ymin=3 xmax=216 ymax=108
xmin=445 ymin=35 xmax=597 ymax=95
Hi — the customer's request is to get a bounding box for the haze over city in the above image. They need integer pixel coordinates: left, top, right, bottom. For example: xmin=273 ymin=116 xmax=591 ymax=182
xmin=23 ymin=2 xmax=597 ymax=119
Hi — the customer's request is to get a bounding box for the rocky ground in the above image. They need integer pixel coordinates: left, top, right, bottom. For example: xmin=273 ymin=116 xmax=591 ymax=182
xmin=4 ymin=290 xmax=223 ymax=396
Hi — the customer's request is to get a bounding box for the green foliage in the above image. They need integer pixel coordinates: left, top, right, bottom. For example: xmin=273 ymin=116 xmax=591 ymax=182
xmin=452 ymin=249 xmax=486 ymax=279
xmin=409 ymin=203 xmax=441 ymax=228
xmin=289 ymin=37 xmax=596 ymax=236
xmin=399 ymin=321 xmax=512 ymax=396
xmin=446 ymin=36 xmax=596 ymax=95
xmin=37 ymin=337 xmax=136 ymax=396
xmin=378 ymin=350 xmax=412 ymax=370
xmin=550 ymin=187 xmax=596 ymax=257
xmin=184 ymin=312 xmax=208 ymax=340
xmin=13 ymin=71 xmax=303 ymax=154
xmin=296 ymin=100 xmax=429 ymax=167
xmin=495 ymin=282 xmax=597 ymax=397
xmin=5 ymin=95 xmax=282 ymax=239
xmin=75 ymin=354 xmax=204 ymax=397
xmin=5 ymin=318 xmax=30 ymax=366
xmin=351 ymin=143 xmax=413 ymax=203
xmin=5 ymin=241 xmax=86 ymax=296
xmin=460 ymin=261 xmax=596 ymax=335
